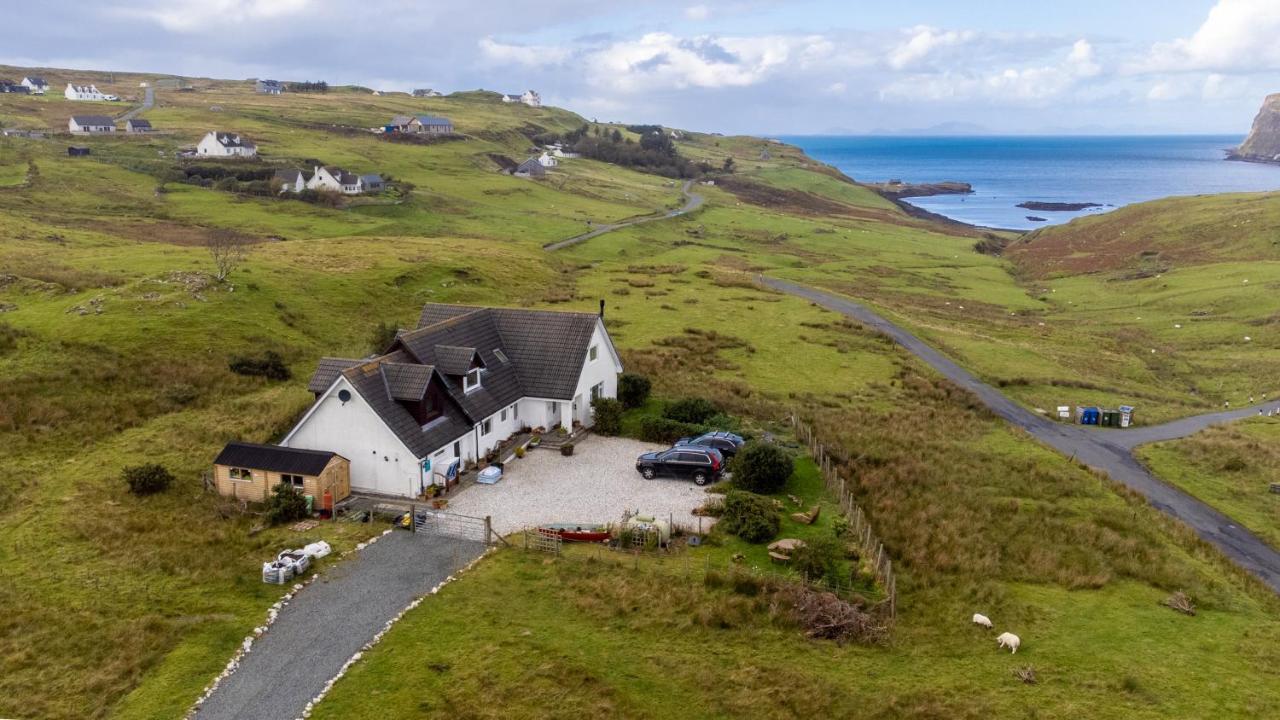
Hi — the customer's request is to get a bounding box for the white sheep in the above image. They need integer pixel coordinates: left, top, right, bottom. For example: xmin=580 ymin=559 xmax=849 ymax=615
xmin=972 ymin=613 xmax=993 ymax=628
xmin=997 ymin=632 xmax=1021 ymax=654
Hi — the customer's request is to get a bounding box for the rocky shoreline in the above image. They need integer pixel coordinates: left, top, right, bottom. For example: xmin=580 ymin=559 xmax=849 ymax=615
xmin=1016 ymin=201 xmax=1103 ymax=212
xmin=870 ymin=180 xmax=972 ymax=200
xmin=1231 ymin=93 xmax=1280 ymax=164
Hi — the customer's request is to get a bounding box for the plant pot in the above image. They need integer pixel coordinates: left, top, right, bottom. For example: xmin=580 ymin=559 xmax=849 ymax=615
xmin=561 ymin=444 xmax=574 ymax=457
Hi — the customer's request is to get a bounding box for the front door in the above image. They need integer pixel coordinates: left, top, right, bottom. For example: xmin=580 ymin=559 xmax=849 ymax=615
xmin=547 ymin=401 xmax=561 ymax=430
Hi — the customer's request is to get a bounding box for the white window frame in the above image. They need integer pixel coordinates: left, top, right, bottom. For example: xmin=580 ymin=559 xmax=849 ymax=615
xmin=590 ymin=382 xmax=604 ymax=401
xmin=481 ymin=418 xmax=492 ymax=435
xmin=500 ymin=408 xmax=508 ymax=422
xmin=229 ymin=467 xmax=253 ymax=482
xmin=513 ymin=403 xmax=519 ymax=421
xmin=281 ymin=473 xmax=306 ymax=491
xmin=589 ymin=344 xmax=599 ymax=362
xmin=464 ymin=368 xmax=481 ymax=393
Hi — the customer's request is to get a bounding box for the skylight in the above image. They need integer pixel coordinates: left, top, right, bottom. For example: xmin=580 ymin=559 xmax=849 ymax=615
xmin=494 ymin=348 xmax=509 ymax=363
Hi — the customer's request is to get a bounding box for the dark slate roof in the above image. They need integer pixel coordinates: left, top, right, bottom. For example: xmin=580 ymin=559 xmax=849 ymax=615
xmin=388 ymin=115 xmax=413 ymax=127
xmin=396 ymin=311 xmax=523 ymax=422
xmin=214 ymin=131 xmax=255 ymax=148
xmin=72 ymin=115 xmax=115 ymax=126
xmin=413 ymin=304 xmax=603 ymax=400
xmin=359 ymin=174 xmax=382 ymax=185
xmin=215 ymin=441 xmax=340 ymax=475
xmin=516 ymin=158 xmax=545 ymax=174
xmin=24 ymin=76 xmax=47 ymax=85
xmin=308 ymin=357 xmax=362 ymax=393
xmin=339 ymin=351 xmax=472 ymax=458
xmin=127 ymin=118 xmax=152 ymax=128
xmin=381 ymin=362 xmax=434 ymax=401
xmin=414 ymin=115 xmax=452 ymax=126
xmin=433 ymin=345 xmax=481 ymax=375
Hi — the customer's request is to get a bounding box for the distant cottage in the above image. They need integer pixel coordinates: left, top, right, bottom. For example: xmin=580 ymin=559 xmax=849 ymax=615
xmin=65 ymin=83 xmax=112 ymax=101
xmin=514 ymin=157 xmax=546 ymax=178
xmin=386 ymin=115 xmax=453 ymax=135
xmin=125 ymin=119 xmax=152 ymax=133
xmin=412 ymin=88 xmax=443 ymax=98
xmin=274 ymin=165 xmax=384 ymax=195
xmin=69 ymin=115 xmax=116 ymax=134
xmin=197 ymin=131 xmax=257 ymax=158
xmin=20 ymin=76 xmax=48 ymax=94
xmin=0 ymin=82 xmax=29 ymax=94
xmin=256 ymin=79 xmax=284 ymax=95
xmin=502 ymin=90 xmax=541 ymax=108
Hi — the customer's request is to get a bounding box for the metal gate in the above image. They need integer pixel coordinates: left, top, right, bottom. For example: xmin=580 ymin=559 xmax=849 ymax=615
xmin=413 ymin=509 xmax=492 ymax=544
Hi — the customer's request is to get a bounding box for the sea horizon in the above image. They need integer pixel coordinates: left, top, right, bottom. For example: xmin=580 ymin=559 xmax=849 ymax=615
xmin=781 ymin=133 xmax=1280 ymax=230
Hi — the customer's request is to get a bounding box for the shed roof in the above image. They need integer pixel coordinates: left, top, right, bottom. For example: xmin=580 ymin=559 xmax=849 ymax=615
xmin=71 ymin=115 xmax=115 ymax=126
xmin=214 ymin=441 xmax=342 ymax=476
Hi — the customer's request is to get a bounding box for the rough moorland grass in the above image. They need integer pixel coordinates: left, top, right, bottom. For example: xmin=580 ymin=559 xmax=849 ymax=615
xmin=1138 ymin=417 xmax=1280 ymax=550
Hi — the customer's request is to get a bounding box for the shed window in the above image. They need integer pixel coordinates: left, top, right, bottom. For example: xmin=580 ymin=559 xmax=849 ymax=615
xmin=281 ymin=474 xmax=305 ymax=491
xmin=229 ymin=467 xmax=253 ymax=481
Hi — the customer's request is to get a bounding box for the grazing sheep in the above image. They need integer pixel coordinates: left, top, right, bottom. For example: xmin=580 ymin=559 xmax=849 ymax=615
xmin=972 ymin=613 xmax=993 ymax=629
xmin=997 ymin=632 xmax=1021 ymax=654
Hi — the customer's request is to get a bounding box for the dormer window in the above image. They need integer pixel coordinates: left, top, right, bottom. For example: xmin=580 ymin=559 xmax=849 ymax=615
xmin=464 ymin=368 xmax=481 ymax=392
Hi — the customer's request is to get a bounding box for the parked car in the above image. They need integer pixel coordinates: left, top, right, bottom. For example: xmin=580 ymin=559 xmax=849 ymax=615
xmin=674 ymin=431 xmax=745 ymax=459
xmin=636 ymin=447 xmax=723 ymax=486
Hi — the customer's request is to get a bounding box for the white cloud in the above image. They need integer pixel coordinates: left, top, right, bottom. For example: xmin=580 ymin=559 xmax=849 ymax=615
xmin=887 ymin=26 xmax=975 ymax=70
xmin=478 ymin=37 xmax=573 ymax=67
xmin=1067 ymin=39 xmax=1101 ymax=77
xmin=880 ymin=39 xmax=1103 ymax=104
xmin=684 ymin=4 xmax=710 ymax=21
xmin=1133 ymin=0 xmax=1280 ymax=73
xmin=119 ymin=0 xmax=312 ymax=32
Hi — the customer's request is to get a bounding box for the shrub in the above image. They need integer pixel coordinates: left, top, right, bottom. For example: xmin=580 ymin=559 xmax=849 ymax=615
xmin=122 ymin=463 xmax=175 ymax=496
xmin=638 ymin=416 xmax=703 ymax=443
xmin=617 ymin=373 xmax=652 ymax=409
xmin=664 ymin=397 xmax=718 ymax=425
xmin=228 ymin=351 xmax=291 ymax=381
xmin=590 ymin=397 xmax=623 ymax=436
xmin=719 ymin=491 xmax=780 ymax=543
xmin=369 ymin=320 xmax=400 ymax=353
xmin=731 ymin=442 xmax=794 ymax=494
xmin=790 ymin=535 xmax=843 ymax=584
xmin=213 ymin=176 xmax=239 ymax=192
xmin=267 ymin=482 xmax=310 ymax=524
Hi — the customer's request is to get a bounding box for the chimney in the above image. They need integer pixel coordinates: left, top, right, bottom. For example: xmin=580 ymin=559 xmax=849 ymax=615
xmin=599 ymin=299 xmax=605 ymax=319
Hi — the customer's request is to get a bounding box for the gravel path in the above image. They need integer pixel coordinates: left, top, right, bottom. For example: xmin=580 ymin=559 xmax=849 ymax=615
xmin=764 ymin=276 xmax=1280 ymax=594
xmin=193 ymin=531 xmax=484 ymax=720
xmin=446 ymin=435 xmax=716 ymax=534
xmin=544 ymin=180 xmax=704 ymax=251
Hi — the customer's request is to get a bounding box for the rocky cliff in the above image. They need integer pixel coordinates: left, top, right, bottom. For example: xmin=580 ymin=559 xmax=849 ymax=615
xmin=1233 ymin=93 xmax=1280 ymax=163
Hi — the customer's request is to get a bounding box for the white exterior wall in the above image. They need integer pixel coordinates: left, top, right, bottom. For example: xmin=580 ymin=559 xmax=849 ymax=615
xmin=570 ymin=320 xmax=622 ymax=427
xmin=197 ymin=133 xmax=256 ymax=157
xmin=21 ymin=78 xmax=46 ymax=94
xmin=283 ymin=377 xmax=424 ymax=497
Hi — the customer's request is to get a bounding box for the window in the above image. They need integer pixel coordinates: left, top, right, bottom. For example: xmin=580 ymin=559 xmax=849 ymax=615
xmin=494 ymin=348 xmax=509 ymax=363
xmin=282 ymin=474 xmax=305 ymax=491
xmin=481 ymin=419 xmax=492 ymax=435
xmin=500 ymin=408 xmax=508 ymax=422
xmin=513 ymin=403 xmax=519 ymax=420
xmin=464 ymin=368 xmax=481 ymax=392
xmin=588 ymin=345 xmax=599 ymax=362
xmin=590 ymin=382 xmax=604 ymax=401
xmin=229 ymin=467 xmax=253 ymax=482
xmin=453 ymin=441 xmax=461 ymax=457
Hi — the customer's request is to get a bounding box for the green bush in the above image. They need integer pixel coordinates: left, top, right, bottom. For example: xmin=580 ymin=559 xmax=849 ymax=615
xmin=122 ymin=463 xmax=175 ymax=496
xmin=719 ymin=491 xmax=780 ymax=543
xmin=267 ymin=481 xmax=310 ymax=524
xmin=617 ymin=373 xmax=652 ymax=409
xmin=731 ymin=442 xmax=794 ymax=494
xmin=369 ymin=320 xmax=400 ymax=354
xmin=229 ymin=351 xmax=291 ymax=381
xmin=590 ymin=397 xmax=623 ymax=436
xmin=638 ymin=416 xmax=703 ymax=443
xmin=664 ymin=397 xmax=718 ymax=425
xmin=789 ymin=535 xmax=843 ymax=584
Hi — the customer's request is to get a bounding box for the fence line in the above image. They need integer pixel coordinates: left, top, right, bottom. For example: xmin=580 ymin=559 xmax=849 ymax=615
xmin=791 ymin=414 xmax=897 ymax=621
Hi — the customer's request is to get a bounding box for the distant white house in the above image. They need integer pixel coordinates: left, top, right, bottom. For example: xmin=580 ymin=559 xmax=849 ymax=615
xmin=256 ymin=79 xmax=284 ymax=95
xmin=68 ymin=115 xmax=116 ymax=134
xmin=537 ymin=151 xmax=557 ymax=168
xmin=305 ymin=165 xmax=383 ymax=195
xmin=197 ymin=131 xmax=257 ymax=158
xmin=386 ymin=115 xmax=453 ymax=135
xmin=273 ymin=168 xmax=308 ymax=194
xmin=547 ymin=143 xmax=580 ymax=159
xmin=65 ymin=83 xmax=112 ymax=101
xmin=125 ymin=119 xmax=152 ymax=133
xmin=20 ymin=76 xmax=48 ymax=94
xmin=502 ymin=90 xmax=541 ymax=108
xmin=412 ymin=88 xmax=443 ymax=98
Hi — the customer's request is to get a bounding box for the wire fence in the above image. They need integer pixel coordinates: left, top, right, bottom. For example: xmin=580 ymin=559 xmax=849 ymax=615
xmin=791 ymin=414 xmax=897 ymax=620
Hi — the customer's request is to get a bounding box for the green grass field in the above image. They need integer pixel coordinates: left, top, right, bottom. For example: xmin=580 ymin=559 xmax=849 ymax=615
xmin=3 ymin=63 xmax=1280 ymax=718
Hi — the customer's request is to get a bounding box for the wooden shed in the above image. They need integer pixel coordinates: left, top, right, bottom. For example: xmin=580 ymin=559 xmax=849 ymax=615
xmin=213 ymin=442 xmax=350 ymax=505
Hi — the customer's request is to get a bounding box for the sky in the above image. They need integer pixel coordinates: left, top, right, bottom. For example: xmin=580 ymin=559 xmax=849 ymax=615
xmin=2 ymin=0 xmax=1278 ymax=135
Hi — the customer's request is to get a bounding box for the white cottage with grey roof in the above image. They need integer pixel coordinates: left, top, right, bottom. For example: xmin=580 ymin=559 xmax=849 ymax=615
xmin=197 ymin=130 xmax=257 ymax=157
xmin=281 ymin=303 xmax=622 ymax=497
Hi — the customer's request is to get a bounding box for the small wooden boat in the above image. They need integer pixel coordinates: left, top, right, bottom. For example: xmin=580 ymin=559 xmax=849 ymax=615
xmin=538 ymin=522 xmax=611 ymax=543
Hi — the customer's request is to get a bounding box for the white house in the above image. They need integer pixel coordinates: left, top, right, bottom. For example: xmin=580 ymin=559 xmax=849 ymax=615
xmin=68 ymin=115 xmax=116 ymax=134
xmin=547 ymin=144 xmax=580 ymax=159
xmin=537 ymin=151 xmax=558 ymax=168
xmin=125 ymin=119 xmax=152 ymax=133
xmin=502 ymin=90 xmax=541 ymax=107
xmin=272 ymin=168 xmax=308 ymax=193
xmin=282 ymin=303 xmax=622 ymax=498
xmin=197 ymin=131 xmax=257 ymax=158
xmin=20 ymin=76 xmax=48 ymax=94
xmin=65 ymin=83 xmax=111 ymax=101
xmin=305 ymin=165 xmax=381 ymax=194
xmin=256 ymin=79 xmax=284 ymax=95
xmin=413 ymin=88 xmax=443 ymax=98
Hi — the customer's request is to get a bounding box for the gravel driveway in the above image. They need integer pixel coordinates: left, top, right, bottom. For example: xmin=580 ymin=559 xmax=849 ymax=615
xmin=446 ymin=435 xmax=717 ymax=534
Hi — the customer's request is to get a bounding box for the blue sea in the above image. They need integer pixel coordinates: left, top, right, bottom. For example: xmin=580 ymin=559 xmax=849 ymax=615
xmin=780 ymin=135 xmax=1280 ymax=230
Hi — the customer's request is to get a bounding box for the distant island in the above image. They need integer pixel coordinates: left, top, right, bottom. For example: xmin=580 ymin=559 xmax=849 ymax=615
xmin=1228 ymin=93 xmax=1280 ymax=164
xmin=1016 ymin=201 xmax=1103 ymax=212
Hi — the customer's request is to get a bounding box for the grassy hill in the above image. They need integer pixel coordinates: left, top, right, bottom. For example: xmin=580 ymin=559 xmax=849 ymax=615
xmin=2 ymin=65 xmax=1280 ymax=719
